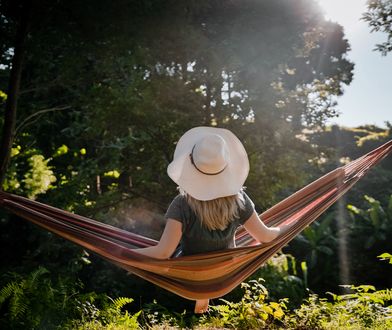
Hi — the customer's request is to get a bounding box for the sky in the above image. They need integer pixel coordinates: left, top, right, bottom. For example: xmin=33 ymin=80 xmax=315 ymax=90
xmin=317 ymin=0 xmax=391 ymax=128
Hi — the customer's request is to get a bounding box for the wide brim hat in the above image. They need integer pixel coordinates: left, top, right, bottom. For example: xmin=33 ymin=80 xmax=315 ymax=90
xmin=167 ymin=126 xmax=249 ymax=201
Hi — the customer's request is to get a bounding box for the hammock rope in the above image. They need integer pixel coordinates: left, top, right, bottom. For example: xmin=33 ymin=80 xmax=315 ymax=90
xmin=0 ymin=139 xmax=391 ymax=300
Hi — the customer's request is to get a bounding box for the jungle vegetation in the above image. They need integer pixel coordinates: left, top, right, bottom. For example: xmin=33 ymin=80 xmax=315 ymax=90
xmin=0 ymin=0 xmax=391 ymax=328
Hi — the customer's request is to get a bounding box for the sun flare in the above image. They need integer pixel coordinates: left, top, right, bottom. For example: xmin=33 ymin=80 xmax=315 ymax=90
xmin=317 ymin=0 xmax=365 ymax=32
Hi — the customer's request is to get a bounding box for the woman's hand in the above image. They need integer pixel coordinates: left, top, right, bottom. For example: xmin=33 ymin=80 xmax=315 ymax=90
xmin=278 ymin=222 xmax=295 ymax=236
xmin=243 ymin=212 xmax=297 ymax=243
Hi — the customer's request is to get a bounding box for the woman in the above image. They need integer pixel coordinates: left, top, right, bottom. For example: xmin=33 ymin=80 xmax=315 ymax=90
xmin=136 ymin=127 xmax=287 ymax=313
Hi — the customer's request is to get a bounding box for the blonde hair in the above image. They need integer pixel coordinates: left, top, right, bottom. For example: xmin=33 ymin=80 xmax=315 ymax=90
xmin=181 ymin=190 xmax=245 ymax=231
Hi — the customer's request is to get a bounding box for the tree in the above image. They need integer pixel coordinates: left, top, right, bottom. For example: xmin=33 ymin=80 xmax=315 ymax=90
xmin=363 ymin=0 xmax=392 ymax=55
xmin=0 ymin=0 xmax=31 ymax=185
xmin=308 ymin=124 xmax=392 ymax=206
xmin=0 ymin=0 xmax=355 ymax=210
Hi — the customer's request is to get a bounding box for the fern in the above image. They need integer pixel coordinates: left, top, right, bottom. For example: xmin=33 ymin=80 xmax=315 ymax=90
xmin=112 ymin=297 xmax=134 ymax=311
xmin=28 ymin=266 xmax=49 ymax=285
xmin=368 ymin=289 xmax=392 ymax=303
xmin=0 ymin=267 xmax=60 ymax=327
xmin=0 ymin=281 xmax=20 ymax=305
xmin=0 ymin=268 xmax=50 ymax=322
xmin=9 ymin=284 xmax=28 ymax=320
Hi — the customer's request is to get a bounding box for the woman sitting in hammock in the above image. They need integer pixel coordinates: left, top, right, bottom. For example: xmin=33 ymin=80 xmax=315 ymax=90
xmin=136 ymin=127 xmax=288 ymax=313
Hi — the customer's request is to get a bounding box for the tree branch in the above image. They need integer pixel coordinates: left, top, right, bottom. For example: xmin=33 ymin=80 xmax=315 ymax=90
xmin=15 ymin=105 xmax=71 ymax=137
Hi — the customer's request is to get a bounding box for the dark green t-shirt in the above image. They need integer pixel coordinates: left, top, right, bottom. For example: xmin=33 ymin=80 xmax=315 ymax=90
xmin=165 ymin=192 xmax=255 ymax=256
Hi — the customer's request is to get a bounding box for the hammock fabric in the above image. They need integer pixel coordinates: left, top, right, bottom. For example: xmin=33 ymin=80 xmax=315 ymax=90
xmin=0 ymin=140 xmax=391 ymax=300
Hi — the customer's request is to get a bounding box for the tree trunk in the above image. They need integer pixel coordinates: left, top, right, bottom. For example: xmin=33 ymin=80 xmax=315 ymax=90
xmin=0 ymin=3 xmax=31 ymax=186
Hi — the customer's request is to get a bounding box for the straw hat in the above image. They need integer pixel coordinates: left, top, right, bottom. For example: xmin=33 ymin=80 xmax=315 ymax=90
xmin=167 ymin=127 xmax=249 ymax=201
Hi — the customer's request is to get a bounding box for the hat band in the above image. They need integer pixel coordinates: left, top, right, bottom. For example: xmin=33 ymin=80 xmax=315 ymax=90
xmin=190 ymin=145 xmax=227 ymax=176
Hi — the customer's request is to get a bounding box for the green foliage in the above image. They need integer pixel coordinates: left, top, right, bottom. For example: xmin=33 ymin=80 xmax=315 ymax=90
xmin=348 ymin=195 xmax=392 ymax=248
xmin=244 ymin=253 xmax=306 ymax=308
xmin=346 ymin=195 xmax=392 ymax=289
xmin=0 ymin=262 xmax=392 ymax=329
xmin=0 ymin=267 xmax=142 ymax=330
xmin=0 ymin=2 xmax=356 ymax=312
xmin=23 ymin=154 xmax=57 ymax=199
xmin=0 ymin=2 xmax=390 ymax=327
xmin=291 ymin=126 xmax=392 ymax=293
xmin=1 ymin=0 xmax=355 ymax=213
xmin=53 ymin=144 xmax=69 ymax=157
xmin=285 ymin=212 xmax=338 ymax=292
xmin=363 ymin=0 xmax=392 ymax=55
xmin=69 ymin=296 xmax=141 ymax=330
xmin=378 ymin=252 xmax=392 ymax=264
xmin=287 ymin=286 xmax=392 ymax=329
xmin=196 ymin=277 xmax=392 ymax=329
xmin=199 ymin=279 xmax=287 ymax=329
xmin=0 ymin=89 xmax=6 ymax=101
xmin=2 ymin=144 xmax=57 ymax=199
xmin=0 ymin=266 xmax=78 ymax=329
xmin=308 ymin=124 xmax=392 ymax=206
xmin=297 ymin=213 xmax=336 ymax=268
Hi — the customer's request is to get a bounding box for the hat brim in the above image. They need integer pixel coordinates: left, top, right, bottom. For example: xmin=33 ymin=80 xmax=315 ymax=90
xmin=167 ymin=127 xmax=249 ymax=201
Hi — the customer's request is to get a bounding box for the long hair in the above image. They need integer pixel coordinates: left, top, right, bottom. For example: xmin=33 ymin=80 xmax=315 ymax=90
xmin=181 ymin=189 xmax=245 ymax=231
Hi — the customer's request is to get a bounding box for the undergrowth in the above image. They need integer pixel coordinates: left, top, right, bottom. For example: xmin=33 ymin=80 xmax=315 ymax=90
xmin=1 ymin=267 xmax=391 ymax=329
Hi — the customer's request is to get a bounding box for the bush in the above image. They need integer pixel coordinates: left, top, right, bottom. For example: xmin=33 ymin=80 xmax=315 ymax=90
xmin=1 ymin=266 xmax=391 ymax=329
xmin=199 ymin=279 xmax=287 ymax=329
xmin=287 ymin=285 xmax=392 ymax=329
xmin=0 ymin=267 xmax=141 ymax=330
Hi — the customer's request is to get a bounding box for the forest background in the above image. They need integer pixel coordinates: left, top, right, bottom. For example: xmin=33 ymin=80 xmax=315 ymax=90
xmin=0 ymin=0 xmax=391 ymax=329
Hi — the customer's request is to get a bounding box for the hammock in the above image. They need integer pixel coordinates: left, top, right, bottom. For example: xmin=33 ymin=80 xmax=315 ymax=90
xmin=0 ymin=140 xmax=391 ymax=300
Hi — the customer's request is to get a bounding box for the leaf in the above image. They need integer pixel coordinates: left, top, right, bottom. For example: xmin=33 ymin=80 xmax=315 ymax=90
xmin=53 ymin=144 xmax=69 ymax=157
xmin=269 ymin=302 xmax=281 ymax=309
xmin=262 ymin=305 xmax=273 ymax=314
xmin=378 ymin=252 xmax=392 ymax=264
xmin=369 ymin=205 xmax=380 ymax=228
xmin=347 ymin=204 xmax=360 ymax=215
xmin=378 ymin=252 xmax=392 ymax=258
xmin=352 ymin=285 xmax=376 ymax=293
xmin=300 ymin=261 xmax=308 ymax=274
xmin=273 ymin=308 xmax=284 ymax=319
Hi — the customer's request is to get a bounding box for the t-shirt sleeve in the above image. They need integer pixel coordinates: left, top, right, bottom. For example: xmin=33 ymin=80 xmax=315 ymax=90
xmin=237 ymin=191 xmax=255 ymax=225
xmin=164 ymin=195 xmax=184 ymax=223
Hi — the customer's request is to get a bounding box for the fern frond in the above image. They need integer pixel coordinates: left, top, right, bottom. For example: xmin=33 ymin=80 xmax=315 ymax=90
xmin=0 ymin=282 xmax=19 ymax=305
xmin=371 ymin=289 xmax=392 ymax=302
xmin=112 ymin=297 xmax=134 ymax=311
xmin=27 ymin=266 xmax=49 ymax=287
xmin=9 ymin=285 xmax=28 ymax=320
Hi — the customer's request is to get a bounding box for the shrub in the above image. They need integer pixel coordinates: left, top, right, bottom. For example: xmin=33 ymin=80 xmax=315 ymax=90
xmin=0 ymin=267 xmax=141 ymax=330
xmin=198 ymin=279 xmax=287 ymax=329
xmin=287 ymin=285 xmax=392 ymax=329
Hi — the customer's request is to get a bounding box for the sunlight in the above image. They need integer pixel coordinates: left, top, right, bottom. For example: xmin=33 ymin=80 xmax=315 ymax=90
xmin=315 ymin=0 xmax=372 ymax=289
xmin=317 ymin=0 xmax=366 ymax=33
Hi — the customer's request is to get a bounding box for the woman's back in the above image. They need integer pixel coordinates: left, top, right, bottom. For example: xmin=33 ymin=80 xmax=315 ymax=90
xmin=165 ymin=192 xmax=255 ymax=255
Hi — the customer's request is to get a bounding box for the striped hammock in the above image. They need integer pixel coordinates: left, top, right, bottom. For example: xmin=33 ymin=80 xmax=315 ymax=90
xmin=0 ymin=140 xmax=391 ymax=300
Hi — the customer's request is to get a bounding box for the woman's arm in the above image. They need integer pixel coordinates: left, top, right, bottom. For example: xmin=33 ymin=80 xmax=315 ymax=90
xmin=243 ymin=211 xmax=283 ymax=243
xmin=134 ymin=219 xmax=182 ymax=259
